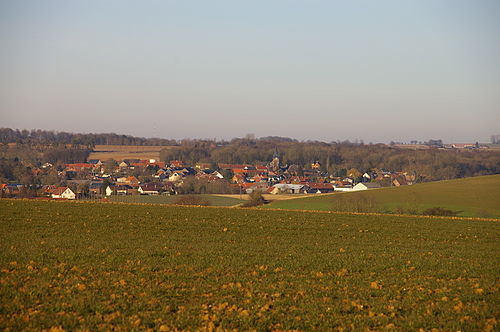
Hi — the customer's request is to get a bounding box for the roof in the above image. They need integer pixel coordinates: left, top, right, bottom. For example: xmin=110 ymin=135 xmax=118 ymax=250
xmin=273 ymin=184 xmax=304 ymax=190
xmin=51 ymin=187 xmax=70 ymax=195
xmin=358 ymin=182 xmax=381 ymax=188
xmin=140 ymin=182 xmax=171 ymax=190
xmin=109 ymin=185 xmax=133 ymax=190
xmin=307 ymin=183 xmax=334 ymax=189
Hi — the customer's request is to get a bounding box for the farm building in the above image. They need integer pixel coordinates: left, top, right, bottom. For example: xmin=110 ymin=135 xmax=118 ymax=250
xmin=352 ymin=182 xmax=382 ymax=191
xmin=269 ymin=184 xmax=305 ymax=194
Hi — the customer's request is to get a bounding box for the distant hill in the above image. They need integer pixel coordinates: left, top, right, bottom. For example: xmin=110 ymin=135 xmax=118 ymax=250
xmin=264 ymin=175 xmax=500 ymax=218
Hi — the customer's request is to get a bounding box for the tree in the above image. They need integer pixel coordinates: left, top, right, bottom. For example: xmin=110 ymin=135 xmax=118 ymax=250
xmin=241 ymin=190 xmax=266 ymax=207
xmin=101 ymin=178 xmax=112 ymax=196
xmin=103 ymin=159 xmax=118 ymax=173
xmin=78 ymin=183 xmax=90 ymax=199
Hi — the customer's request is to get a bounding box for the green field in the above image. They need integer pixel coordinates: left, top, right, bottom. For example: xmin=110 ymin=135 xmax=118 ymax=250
xmin=265 ymin=175 xmax=500 ymax=218
xmin=108 ymin=194 xmax=244 ymax=207
xmin=1 ymin=200 xmax=499 ymax=331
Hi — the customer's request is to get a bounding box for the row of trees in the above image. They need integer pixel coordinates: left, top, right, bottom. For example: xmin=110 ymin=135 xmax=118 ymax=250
xmin=0 ymin=128 xmax=178 ymax=146
xmin=0 ymin=144 xmax=90 ymax=165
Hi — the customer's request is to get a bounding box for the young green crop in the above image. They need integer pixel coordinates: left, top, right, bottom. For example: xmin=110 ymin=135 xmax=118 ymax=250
xmin=0 ymin=200 xmax=498 ymax=331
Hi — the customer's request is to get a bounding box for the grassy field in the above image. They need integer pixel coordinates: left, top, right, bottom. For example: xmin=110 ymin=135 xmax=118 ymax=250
xmin=108 ymin=194 xmax=244 ymax=207
xmin=265 ymin=175 xmax=500 ymax=218
xmin=1 ymin=200 xmax=499 ymax=331
xmin=88 ymin=145 xmax=175 ymax=161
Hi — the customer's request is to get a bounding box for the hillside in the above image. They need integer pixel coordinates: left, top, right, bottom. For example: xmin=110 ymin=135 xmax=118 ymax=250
xmin=0 ymin=200 xmax=498 ymax=330
xmin=265 ymin=175 xmax=500 ymax=218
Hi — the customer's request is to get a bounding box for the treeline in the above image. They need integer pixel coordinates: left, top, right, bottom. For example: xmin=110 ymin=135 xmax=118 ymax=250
xmin=160 ymin=138 xmax=500 ymax=182
xmin=0 ymin=128 xmax=177 ymax=146
xmin=0 ymin=144 xmax=91 ymax=184
xmin=0 ymin=144 xmax=90 ymax=165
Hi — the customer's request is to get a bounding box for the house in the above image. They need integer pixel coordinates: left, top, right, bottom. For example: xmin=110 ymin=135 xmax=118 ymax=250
xmin=106 ymin=185 xmax=133 ymax=196
xmin=88 ymin=159 xmax=102 ymax=166
xmin=89 ymin=182 xmax=104 ymax=195
xmin=231 ymin=174 xmax=246 ymax=184
xmin=170 ymin=160 xmax=184 ymax=168
xmin=130 ymin=160 xmax=150 ymax=168
xmin=352 ymin=182 xmax=382 ymax=191
xmin=128 ymin=176 xmax=140 ymax=186
xmin=251 ymin=175 xmax=269 ymax=183
xmin=306 ymin=183 xmax=335 ymax=194
xmin=51 ymin=187 xmax=76 ymax=199
xmin=332 ymin=182 xmax=353 ymax=192
xmin=0 ymin=184 xmax=9 ymax=197
xmin=168 ymin=172 xmax=184 ymax=182
xmin=212 ymin=171 xmax=224 ymax=179
xmin=3 ymin=184 xmax=25 ymax=196
xmin=392 ymin=176 xmax=408 ymax=187
xmin=243 ymin=182 xmax=269 ymax=194
xmin=118 ymin=161 xmax=129 ymax=168
xmin=138 ymin=182 xmax=172 ymax=195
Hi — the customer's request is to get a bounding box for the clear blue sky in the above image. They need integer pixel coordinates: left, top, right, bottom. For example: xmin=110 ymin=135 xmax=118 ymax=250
xmin=1 ymin=0 xmax=499 ymax=143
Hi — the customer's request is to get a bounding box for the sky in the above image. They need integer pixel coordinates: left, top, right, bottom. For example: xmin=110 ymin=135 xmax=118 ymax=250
xmin=1 ymin=0 xmax=499 ymax=143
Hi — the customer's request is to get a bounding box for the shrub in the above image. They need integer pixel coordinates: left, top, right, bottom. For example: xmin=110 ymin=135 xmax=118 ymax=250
xmin=241 ymin=191 xmax=266 ymax=207
xmin=173 ymin=195 xmax=210 ymax=206
xmin=422 ymin=207 xmax=457 ymax=216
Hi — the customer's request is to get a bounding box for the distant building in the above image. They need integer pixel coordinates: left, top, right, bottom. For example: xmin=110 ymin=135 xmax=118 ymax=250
xmin=352 ymin=182 xmax=381 ymax=191
xmin=51 ymin=187 xmax=76 ymax=199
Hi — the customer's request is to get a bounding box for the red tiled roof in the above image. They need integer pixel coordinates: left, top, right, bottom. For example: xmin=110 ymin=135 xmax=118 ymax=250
xmin=51 ymin=187 xmax=69 ymax=195
xmin=307 ymin=183 xmax=334 ymax=189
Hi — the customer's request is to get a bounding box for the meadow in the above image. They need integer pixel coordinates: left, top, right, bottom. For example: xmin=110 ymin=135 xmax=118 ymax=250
xmin=0 ymin=200 xmax=498 ymax=331
xmin=265 ymin=175 xmax=500 ymax=218
xmin=88 ymin=145 xmax=175 ymax=161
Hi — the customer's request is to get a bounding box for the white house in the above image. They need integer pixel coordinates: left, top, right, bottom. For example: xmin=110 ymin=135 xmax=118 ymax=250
xmin=352 ymin=182 xmax=382 ymax=191
xmin=106 ymin=185 xmax=132 ymax=196
xmin=138 ymin=184 xmax=160 ymax=195
xmin=51 ymin=187 xmax=76 ymax=199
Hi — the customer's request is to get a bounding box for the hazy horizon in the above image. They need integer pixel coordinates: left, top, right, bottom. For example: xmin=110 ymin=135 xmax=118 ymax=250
xmin=1 ymin=1 xmax=499 ymax=143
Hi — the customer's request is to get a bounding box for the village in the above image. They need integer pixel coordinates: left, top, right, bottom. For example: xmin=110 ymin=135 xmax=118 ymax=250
xmin=0 ymin=154 xmax=414 ymax=200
